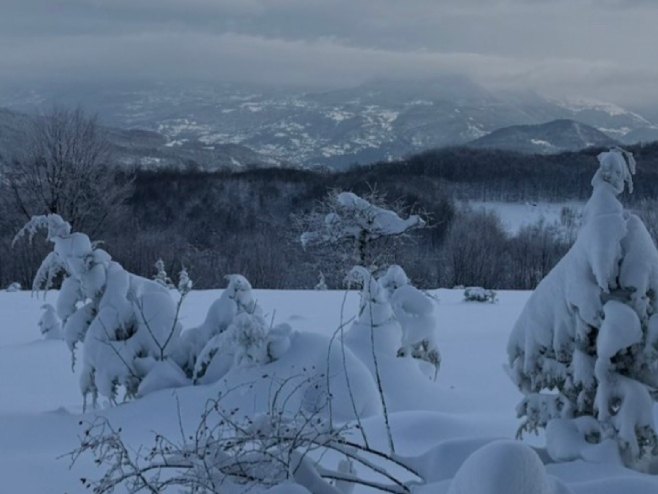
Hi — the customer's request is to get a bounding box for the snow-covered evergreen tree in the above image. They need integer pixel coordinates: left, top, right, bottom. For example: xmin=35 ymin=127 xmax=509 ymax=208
xmin=153 ymin=258 xmax=174 ymax=289
xmin=173 ymin=274 xmax=293 ymax=384
xmin=507 ymin=148 xmax=658 ymax=470
xmin=14 ymin=214 xmax=187 ymax=407
xmin=175 ymin=274 xmax=258 ymax=376
xmin=177 ymin=266 xmax=193 ymax=294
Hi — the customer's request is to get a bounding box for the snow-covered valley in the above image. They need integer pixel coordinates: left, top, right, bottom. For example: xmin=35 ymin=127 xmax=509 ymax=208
xmin=465 ymin=201 xmax=584 ymax=235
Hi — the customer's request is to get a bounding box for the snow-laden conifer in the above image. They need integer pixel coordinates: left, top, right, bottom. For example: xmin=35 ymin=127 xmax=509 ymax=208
xmin=507 ymin=148 xmax=658 ymax=469
xmin=14 ymin=214 xmax=187 ymax=407
xmin=174 ymin=274 xmax=293 ymax=384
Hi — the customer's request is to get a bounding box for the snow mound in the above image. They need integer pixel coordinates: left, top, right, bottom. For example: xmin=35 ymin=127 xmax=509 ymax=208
xmin=448 ymin=440 xmax=572 ymax=494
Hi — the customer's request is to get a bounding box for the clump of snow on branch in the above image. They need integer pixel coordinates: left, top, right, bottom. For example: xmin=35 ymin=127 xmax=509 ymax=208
xmin=38 ymin=303 xmax=62 ymax=339
xmin=300 ymin=190 xmax=426 ymax=267
xmin=507 ymin=147 xmax=658 ymax=470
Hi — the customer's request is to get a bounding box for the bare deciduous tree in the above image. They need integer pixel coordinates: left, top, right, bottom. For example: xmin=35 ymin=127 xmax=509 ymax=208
xmin=1 ymin=107 xmax=132 ymax=236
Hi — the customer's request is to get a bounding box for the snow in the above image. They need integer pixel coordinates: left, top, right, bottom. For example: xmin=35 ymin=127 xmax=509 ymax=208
xmin=531 ymin=138 xmax=556 ymax=148
xmin=164 ymin=138 xmax=187 ymax=147
xmin=446 ymin=440 xmax=571 ymax=494
xmin=466 ymin=122 xmax=487 ymax=139
xmin=301 ymin=192 xmax=426 ymax=263
xmin=326 ymin=109 xmax=355 ymax=122
xmin=596 ymin=301 xmax=642 ymax=360
xmin=466 ymin=201 xmax=584 ymax=235
xmin=3 ymin=288 xmax=658 ymax=492
xmin=598 ymin=126 xmax=632 ymax=137
xmin=558 ymin=97 xmax=651 ymax=124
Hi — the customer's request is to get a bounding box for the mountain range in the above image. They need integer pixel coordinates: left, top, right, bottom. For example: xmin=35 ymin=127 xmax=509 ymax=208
xmin=0 ymin=108 xmax=283 ymax=170
xmin=1 ymin=77 xmax=657 ymax=169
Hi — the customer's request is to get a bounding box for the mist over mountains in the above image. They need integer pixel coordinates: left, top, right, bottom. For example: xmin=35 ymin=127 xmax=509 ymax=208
xmin=2 ymin=76 xmax=658 ymax=169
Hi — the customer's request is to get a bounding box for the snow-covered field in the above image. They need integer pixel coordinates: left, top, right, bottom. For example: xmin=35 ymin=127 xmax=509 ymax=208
xmin=2 ymin=288 xmax=658 ymax=493
xmin=467 ymin=201 xmax=584 ymax=234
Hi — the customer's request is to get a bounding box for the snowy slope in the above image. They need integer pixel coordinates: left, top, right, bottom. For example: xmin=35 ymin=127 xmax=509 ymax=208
xmin=2 ymin=288 xmax=658 ymax=492
xmin=467 ymin=119 xmax=618 ymax=154
xmin=0 ymin=108 xmax=284 ymax=171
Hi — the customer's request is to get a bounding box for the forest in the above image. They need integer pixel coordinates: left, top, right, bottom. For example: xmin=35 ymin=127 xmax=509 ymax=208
xmin=3 ymin=111 xmax=658 ymax=291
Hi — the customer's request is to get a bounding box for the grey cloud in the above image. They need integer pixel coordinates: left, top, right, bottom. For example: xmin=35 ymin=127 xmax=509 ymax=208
xmin=1 ymin=0 xmax=657 ymax=105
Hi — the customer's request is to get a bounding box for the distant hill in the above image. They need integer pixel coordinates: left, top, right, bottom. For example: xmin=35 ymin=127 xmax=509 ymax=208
xmin=466 ymin=119 xmax=619 ymax=154
xmin=0 ymin=108 xmax=286 ymax=170
xmin=105 ymin=127 xmax=285 ymax=170
xmin=3 ymin=79 xmax=658 ymax=169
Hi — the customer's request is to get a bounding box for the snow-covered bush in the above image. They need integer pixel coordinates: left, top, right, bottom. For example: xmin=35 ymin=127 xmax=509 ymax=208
xmin=507 ymin=148 xmax=658 ymax=470
xmin=344 ymin=266 xmax=403 ymax=359
xmin=300 ymin=190 xmax=426 ymax=269
xmin=5 ymin=281 xmax=21 ymax=292
xmin=380 ymin=265 xmax=441 ymax=378
xmin=464 ymin=286 xmax=497 ymax=303
xmin=152 ymin=258 xmax=174 ymax=288
xmin=345 ymin=265 xmax=441 ymax=377
xmin=14 ymin=214 xmax=187 ymax=407
xmin=343 ymin=265 xmax=442 ymax=451
xmin=38 ymin=303 xmax=62 ymax=339
xmin=71 ymin=379 xmax=420 ymax=494
xmin=174 ymin=274 xmax=293 ymax=384
xmin=175 ymin=274 xmax=259 ymax=377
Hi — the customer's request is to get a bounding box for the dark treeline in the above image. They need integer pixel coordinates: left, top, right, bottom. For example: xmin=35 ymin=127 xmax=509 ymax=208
xmin=4 ymin=142 xmax=658 ymax=290
xmin=108 ymin=165 xmax=456 ymax=289
xmin=356 ymin=142 xmax=658 ymax=202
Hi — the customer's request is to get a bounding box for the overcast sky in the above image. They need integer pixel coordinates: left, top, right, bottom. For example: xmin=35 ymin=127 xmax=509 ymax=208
xmin=1 ymin=0 xmax=657 ymax=105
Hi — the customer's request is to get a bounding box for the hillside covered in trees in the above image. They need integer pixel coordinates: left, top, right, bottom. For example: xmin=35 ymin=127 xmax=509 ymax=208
xmin=4 ymin=141 xmax=658 ymax=291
